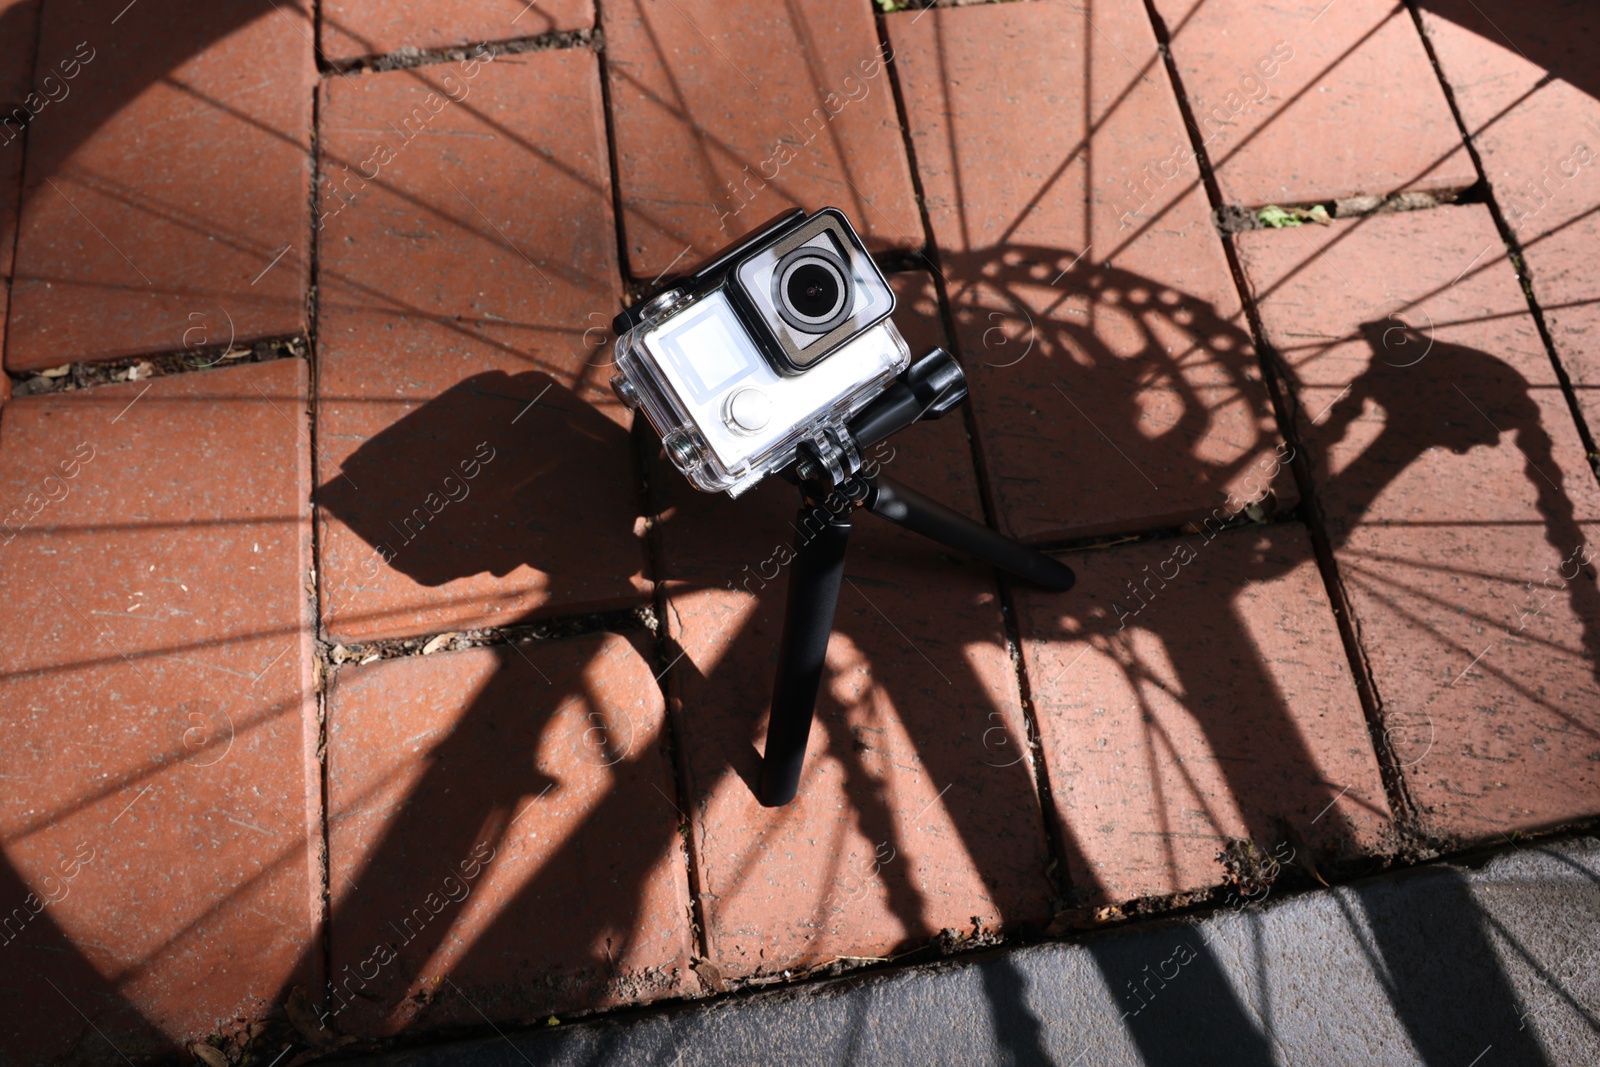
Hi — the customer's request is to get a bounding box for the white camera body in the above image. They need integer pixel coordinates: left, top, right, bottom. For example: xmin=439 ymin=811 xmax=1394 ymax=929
xmin=610 ymin=208 xmax=909 ymax=497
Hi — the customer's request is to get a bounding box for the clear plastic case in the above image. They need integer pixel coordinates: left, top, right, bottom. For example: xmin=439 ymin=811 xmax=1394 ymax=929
xmin=612 ymin=291 xmax=910 ymax=497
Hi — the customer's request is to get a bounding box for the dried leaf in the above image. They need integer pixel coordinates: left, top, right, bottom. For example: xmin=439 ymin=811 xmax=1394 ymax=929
xmin=189 ymin=1043 xmax=229 ymax=1067
xmin=421 ymin=632 xmax=457 ymax=655
xmin=691 ymin=958 xmax=727 ymax=993
xmin=1285 ymin=826 xmax=1330 ymax=887
xmin=284 ymin=986 xmax=338 ymax=1049
xmin=39 ymin=364 xmax=72 ymax=378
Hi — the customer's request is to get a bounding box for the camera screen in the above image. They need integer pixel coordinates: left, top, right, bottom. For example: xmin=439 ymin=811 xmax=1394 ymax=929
xmin=658 ymin=302 xmax=759 ymax=404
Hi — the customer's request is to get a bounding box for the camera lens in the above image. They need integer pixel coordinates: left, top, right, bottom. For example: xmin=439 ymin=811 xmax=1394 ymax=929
xmin=787 ymin=262 xmax=845 ymax=320
xmin=773 ymin=246 xmax=854 ymax=334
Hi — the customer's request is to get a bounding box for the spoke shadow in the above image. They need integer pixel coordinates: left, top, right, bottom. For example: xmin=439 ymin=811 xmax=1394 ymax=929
xmin=978 ymin=244 xmax=1591 ymax=1063
xmin=4 ymin=1 xmax=1599 ymax=1062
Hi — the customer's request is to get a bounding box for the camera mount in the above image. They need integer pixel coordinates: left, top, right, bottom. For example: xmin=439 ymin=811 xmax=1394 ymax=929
xmin=757 ymin=347 xmax=1075 ymax=806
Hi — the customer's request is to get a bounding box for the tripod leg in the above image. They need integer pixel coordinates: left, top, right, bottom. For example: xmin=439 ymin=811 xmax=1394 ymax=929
xmin=865 ymin=475 xmax=1076 ymax=592
xmin=759 ymin=501 xmax=852 ymax=807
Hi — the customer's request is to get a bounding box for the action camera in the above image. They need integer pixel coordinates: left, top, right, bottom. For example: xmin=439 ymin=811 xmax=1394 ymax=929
xmin=610 ymin=207 xmax=908 ymax=497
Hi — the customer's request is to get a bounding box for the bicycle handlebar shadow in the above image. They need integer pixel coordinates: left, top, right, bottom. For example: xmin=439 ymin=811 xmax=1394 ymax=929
xmin=4 ymin=0 xmax=1597 ymax=1055
xmin=1020 ymin=306 xmax=1591 ymax=1065
xmin=316 ymin=369 xmax=639 ymax=593
xmin=301 ymin=369 xmax=697 ymax=1035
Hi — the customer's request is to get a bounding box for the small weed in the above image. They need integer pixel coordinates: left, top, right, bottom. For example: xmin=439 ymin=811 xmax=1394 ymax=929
xmin=1258 ymin=203 xmax=1331 ymax=228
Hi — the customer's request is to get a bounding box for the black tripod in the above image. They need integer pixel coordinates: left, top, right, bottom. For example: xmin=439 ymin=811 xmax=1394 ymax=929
xmin=758 ymin=348 xmax=1076 ymax=806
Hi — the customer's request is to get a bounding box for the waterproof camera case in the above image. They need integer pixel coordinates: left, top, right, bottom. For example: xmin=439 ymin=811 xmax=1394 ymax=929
xmin=610 ymin=208 xmax=908 ymax=497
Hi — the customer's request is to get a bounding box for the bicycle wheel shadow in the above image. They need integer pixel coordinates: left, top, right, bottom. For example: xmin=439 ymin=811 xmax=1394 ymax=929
xmin=7 ymin=271 xmax=1590 ymax=1064
xmin=262 ymin=248 xmax=1597 ymax=1061
xmin=971 ymin=239 xmax=1597 ymax=1062
xmin=3 ymin=0 xmax=1598 ymax=1055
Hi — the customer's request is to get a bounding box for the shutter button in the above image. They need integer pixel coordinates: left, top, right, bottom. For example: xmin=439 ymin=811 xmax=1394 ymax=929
xmin=725 ymin=387 xmax=772 ymax=433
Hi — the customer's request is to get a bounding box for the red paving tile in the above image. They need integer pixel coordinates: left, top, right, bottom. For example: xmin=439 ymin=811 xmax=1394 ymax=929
xmin=600 ymin=0 xmax=923 ymax=281
xmin=313 ymin=48 xmax=649 ymax=644
xmin=1151 ymin=0 xmax=1476 ymax=206
xmin=654 ymin=294 xmax=1052 ymax=974
xmin=5 ymin=1 xmax=316 ymax=371
xmin=0 ymin=0 xmax=38 ymax=378
xmin=0 ymin=360 xmax=318 ymax=1060
xmin=1235 ymin=206 xmax=1600 ymax=842
xmin=321 ymin=0 xmax=594 ymax=64
xmin=1014 ymin=523 xmax=1390 ymax=907
xmin=888 ymin=1 xmax=1295 ymax=544
xmin=1420 ymin=1 xmax=1600 ymax=433
xmin=323 ymin=631 xmax=691 ymax=1036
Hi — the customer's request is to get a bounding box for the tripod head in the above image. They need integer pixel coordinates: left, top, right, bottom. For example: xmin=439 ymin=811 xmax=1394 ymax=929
xmin=787 ymin=346 xmax=968 ymax=489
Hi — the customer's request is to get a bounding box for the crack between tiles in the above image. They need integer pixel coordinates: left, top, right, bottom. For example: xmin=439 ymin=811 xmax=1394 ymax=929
xmin=1402 ymin=0 xmax=1600 ymax=485
xmin=3 ymin=336 xmax=310 ymax=398
xmin=1135 ymin=0 xmax=1428 ymax=857
xmin=321 ymin=604 xmax=657 ymax=667
xmin=870 ymin=0 xmax=1083 ymax=914
xmin=592 ymin=0 xmax=715 ymax=973
xmin=1212 ymin=185 xmax=1477 ymax=234
xmin=304 ymin=24 xmax=337 ymax=1022
xmin=321 ymin=27 xmax=598 ymax=77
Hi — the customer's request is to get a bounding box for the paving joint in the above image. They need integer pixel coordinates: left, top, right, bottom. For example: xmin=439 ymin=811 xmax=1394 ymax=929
xmin=1403 ymin=0 xmax=1600 ymax=485
xmin=305 ymin=10 xmax=337 ymax=1016
xmin=4 ymin=335 xmax=310 ymax=398
xmin=1137 ymin=0 xmax=1425 ymax=853
xmin=877 ymin=0 xmax=1035 ymax=10
xmin=629 ymin=408 xmax=714 ymax=972
xmin=0 ymin=0 xmax=43 ymax=412
xmin=1213 ymin=185 xmax=1472 ymax=233
xmin=324 ymin=603 xmax=657 ymax=671
xmin=871 ymin=1 xmax=1091 ymax=913
xmin=593 ymin=0 xmax=716 ymax=971
xmin=1022 ymin=500 xmax=1296 ymax=556
xmin=324 ymin=28 xmax=599 ymax=77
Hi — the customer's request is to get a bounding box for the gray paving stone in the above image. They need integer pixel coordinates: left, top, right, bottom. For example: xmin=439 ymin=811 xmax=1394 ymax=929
xmin=350 ymin=835 xmax=1600 ymax=1066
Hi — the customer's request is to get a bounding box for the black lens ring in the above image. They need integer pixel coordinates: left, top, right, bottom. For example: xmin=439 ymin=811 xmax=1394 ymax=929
xmin=772 ymin=245 xmax=854 ymax=335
